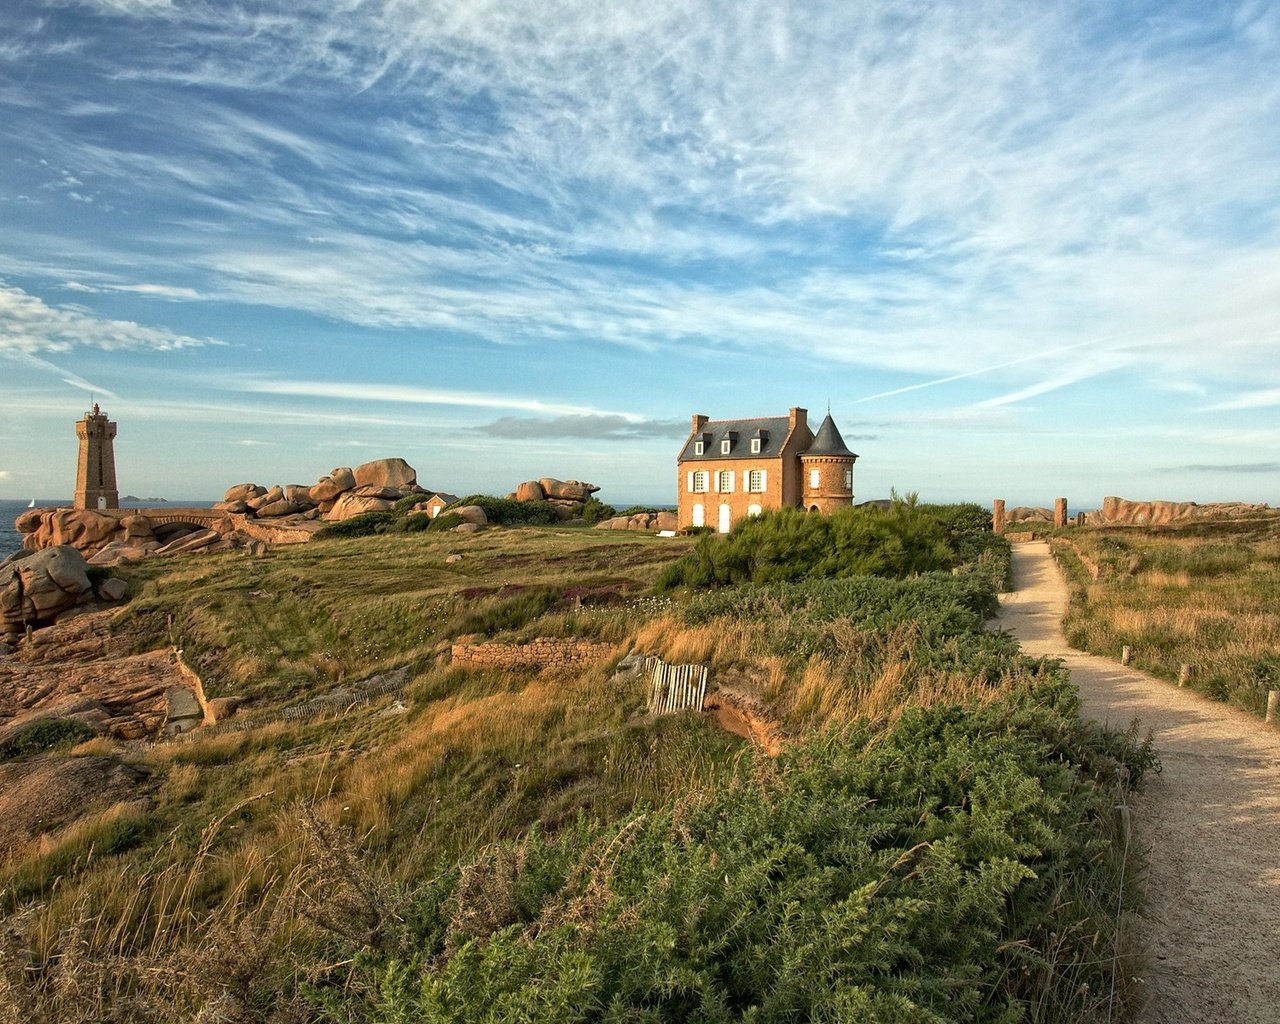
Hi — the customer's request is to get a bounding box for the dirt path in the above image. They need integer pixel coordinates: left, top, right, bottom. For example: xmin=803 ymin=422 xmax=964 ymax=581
xmin=995 ymin=542 xmax=1280 ymax=1023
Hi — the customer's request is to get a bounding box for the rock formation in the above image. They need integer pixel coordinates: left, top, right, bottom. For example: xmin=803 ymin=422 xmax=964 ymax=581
xmin=15 ymin=457 xmax=436 ymax=565
xmin=595 ymin=511 xmax=679 ymax=532
xmin=506 ymin=477 xmax=601 ymax=520
xmin=1088 ymin=497 xmax=1270 ymax=527
xmin=0 ymin=609 xmax=207 ymax=741
xmin=1 ymin=546 xmax=95 ymax=636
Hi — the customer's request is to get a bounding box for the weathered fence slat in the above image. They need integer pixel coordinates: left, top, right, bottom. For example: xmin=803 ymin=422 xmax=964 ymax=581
xmin=644 ymin=657 xmax=710 ymax=716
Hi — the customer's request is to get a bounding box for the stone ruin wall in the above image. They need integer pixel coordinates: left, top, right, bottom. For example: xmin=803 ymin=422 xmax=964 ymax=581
xmin=450 ymin=637 xmax=619 ymax=671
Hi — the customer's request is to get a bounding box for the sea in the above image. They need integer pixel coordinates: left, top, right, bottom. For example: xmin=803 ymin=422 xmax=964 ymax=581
xmin=0 ymin=498 xmax=216 ymax=562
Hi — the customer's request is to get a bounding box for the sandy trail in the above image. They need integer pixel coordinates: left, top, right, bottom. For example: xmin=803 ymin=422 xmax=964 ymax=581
xmin=995 ymin=542 xmax=1280 ymax=1023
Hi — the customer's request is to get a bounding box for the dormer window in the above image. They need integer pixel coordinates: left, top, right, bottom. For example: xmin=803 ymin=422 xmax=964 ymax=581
xmin=721 ymin=439 xmax=731 ymax=455
xmin=694 ymin=440 xmax=704 ymax=455
xmin=750 ymin=438 xmax=761 ymax=454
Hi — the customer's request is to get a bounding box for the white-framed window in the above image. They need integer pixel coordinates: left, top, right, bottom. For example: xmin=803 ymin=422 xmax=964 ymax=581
xmin=844 ymin=468 xmax=853 ymax=490
xmin=810 ymin=468 xmax=821 ymax=489
xmin=748 ymin=503 xmax=763 ymax=518
xmin=689 ymin=471 xmax=708 ymax=493
xmin=694 ymin=440 xmax=704 ymax=455
xmin=748 ymin=469 xmax=766 ymax=492
xmin=716 ymin=470 xmax=735 ymax=492
xmin=750 ymin=438 xmax=761 ymax=453
xmin=721 ymin=439 xmax=731 ymax=455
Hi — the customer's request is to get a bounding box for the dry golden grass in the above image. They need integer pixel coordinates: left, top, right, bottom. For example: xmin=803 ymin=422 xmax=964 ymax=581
xmin=1059 ymin=518 xmax=1280 ymax=715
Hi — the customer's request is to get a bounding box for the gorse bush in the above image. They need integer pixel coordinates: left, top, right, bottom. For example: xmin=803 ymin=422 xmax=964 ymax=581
xmin=371 ymin=678 xmax=1153 ymax=1024
xmin=579 ymin=498 xmax=616 ymax=525
xmin=315 ymin=511 xmax=397 ymax=538
xmin=445 ymin=495 xmax=561 ymax=526
xmin=657 ymin=500 xmax=993 ymax=590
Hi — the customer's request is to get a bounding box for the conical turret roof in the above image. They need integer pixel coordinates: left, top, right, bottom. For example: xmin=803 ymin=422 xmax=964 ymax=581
xmin=804 ymin=413 xmax=857 ymax=458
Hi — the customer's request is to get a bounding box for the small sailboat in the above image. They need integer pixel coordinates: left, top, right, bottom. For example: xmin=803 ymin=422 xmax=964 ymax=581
xmin=27 ymin=498 xmax=36 ymax=508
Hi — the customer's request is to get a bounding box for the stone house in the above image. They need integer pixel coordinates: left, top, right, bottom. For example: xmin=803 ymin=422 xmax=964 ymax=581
xmin=676 ymin=407 xmax=858 ymax=532
xmin=423 ymin=492 xmax=459 ymax=518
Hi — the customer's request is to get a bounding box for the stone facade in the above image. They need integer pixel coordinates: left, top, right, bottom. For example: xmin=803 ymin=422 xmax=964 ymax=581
xmin=74 ymin=404 xmax=119 ymax=510
xmin=676 ymin=407 xmax=858 ymax=531
xmin=450 ymin=637 xmax=619 ymax=671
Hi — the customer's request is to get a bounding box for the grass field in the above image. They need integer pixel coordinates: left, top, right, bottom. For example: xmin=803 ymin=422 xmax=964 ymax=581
xmin=1052 ymin=514 xmax=1280 ymax=717
xmin=0 ymin=508 xmax=1155 ymax=1023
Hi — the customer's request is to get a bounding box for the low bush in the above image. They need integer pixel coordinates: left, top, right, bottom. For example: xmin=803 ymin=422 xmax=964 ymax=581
xmin=580 ymin=498 xmax=616 ymax=525
xmin=401 ymin=512 xmax=433 ymax=533
xmin=370 ymin=677 xmax=1152 ymax=1023
xmin=0 ymin=718 xmax=96 ymax=760
xmin=315 ymin=511 xmax=397 ymax=538
xmin=658 ymin=499 xmax=969 ymax=590
xmin=445 ymin=495 xmax=561 ymax=526
xmin=428 ymin=512 xmax=465 ymax=533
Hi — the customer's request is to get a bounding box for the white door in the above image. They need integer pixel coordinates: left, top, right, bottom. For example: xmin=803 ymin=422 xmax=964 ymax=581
xmin=718 ymin=503 xmax=731 ymax=533
xmin=692 ymin=502 xmax=704 ymax=527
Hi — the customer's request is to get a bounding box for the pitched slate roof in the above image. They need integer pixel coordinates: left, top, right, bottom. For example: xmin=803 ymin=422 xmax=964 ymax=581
xmin=804 ymin=413 xmax=857 ymax=459
xmin=677 ymin=416 xmax=793 ymax=461
xmin=428 ymin=492 xmax=460 ymax=505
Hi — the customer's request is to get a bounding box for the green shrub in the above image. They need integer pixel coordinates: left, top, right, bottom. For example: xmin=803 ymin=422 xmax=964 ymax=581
xmin=400 ymin=512 xmax=433 ymax=533
xmin=658 ymin=500 xmax=957 ymax=590
xmin=393 ymin=493 xmax=427 ymax=515
xmin=370 ymin=677 xmax=1152 ymax=1023
xmin=428 ymin=512 xmax=465 ymax=533
xmin=444 ymin=495 xmax=561 ymax=526
xmin=580 ymin=498 xmax=616 ymax=525
xmin=0 ymin=718 xmax=96 ymax=760
xmin=315 ymin=511 xmax=397 ymax=539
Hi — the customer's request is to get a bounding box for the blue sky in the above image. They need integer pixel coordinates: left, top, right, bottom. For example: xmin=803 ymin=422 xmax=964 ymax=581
xmin=2 ymin=0 xmax=1279 ymax=507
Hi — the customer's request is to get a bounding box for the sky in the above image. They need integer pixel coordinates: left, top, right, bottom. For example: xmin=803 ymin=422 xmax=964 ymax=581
xmin=1 ymin=0 xmax=1279 ymax=508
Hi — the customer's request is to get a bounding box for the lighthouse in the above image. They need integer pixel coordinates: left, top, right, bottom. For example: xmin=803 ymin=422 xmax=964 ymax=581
xmin=74 ymin=403 xmax=119 ymax=510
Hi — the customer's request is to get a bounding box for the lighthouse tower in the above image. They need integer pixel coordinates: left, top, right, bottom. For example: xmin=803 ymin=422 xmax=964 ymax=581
xmin=74 ymin=403 xmax=119 ymax=510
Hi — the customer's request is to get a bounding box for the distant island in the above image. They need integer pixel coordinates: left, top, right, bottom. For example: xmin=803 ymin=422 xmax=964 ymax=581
xmin=121 ymin=496 xmax=169 ymax=503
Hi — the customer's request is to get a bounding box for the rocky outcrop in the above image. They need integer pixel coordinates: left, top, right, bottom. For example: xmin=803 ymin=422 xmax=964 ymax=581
xmin=1 ymin=546 xmax=94 ymax=636
xmin=353 ymin=457 xmax=420 ymax=491
xmin=506 ymin=477 xmax=602 ymax=520
xmin=595 ymin=511 xmax=678 ymax=532
xmin=1088 ymin=496 xmax=1271 ymax=527
xmin=451 ymin=505 xmax=489 ymax=527
xmin=14 ymin=457 xmax=437 ymax=564
xmin=1006 ymin=506 xmax=1053 ymax=525
xmin=0 ymin=610 xmax=206 ymax=741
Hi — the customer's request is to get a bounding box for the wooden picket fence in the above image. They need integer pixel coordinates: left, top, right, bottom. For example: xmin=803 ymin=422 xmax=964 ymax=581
xmin=644 ymin=655 xmax=709 ymax=715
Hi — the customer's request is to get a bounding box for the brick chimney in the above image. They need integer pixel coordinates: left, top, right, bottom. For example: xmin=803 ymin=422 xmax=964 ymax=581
xmin=788 ymin=407 xmax=807 ymax=433
xmin=691 ymin=413 xmax=709 ymax=433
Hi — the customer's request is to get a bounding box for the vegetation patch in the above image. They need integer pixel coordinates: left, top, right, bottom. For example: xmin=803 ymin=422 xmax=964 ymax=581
xmin=1056 ymin=516 xmax=1280 ymax=717
xmin=0 ymin=718 xmax=96 ymax=761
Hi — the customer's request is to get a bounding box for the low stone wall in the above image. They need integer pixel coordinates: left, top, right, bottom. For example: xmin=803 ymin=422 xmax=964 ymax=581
xmin=450 ymin=637 xmax=619 ymax=671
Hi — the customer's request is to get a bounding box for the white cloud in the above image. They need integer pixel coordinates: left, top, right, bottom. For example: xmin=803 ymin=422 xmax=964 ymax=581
xmin=230 ymin=378 xmax=645 ymax=420
xmin=5 ymin=2 xmax=1280 ymax=408
xmin=0 ymin=282 xmax=212 ymax=354
xmin=1200 ymin=388 xmax=1280 ymax=412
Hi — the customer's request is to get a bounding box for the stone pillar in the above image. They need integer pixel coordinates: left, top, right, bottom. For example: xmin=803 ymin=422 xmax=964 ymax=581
xmin=1054 ymin=497 xmax=1068 ymax=529
xmin=992 ymin=499 xmax=1006 ymax=535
